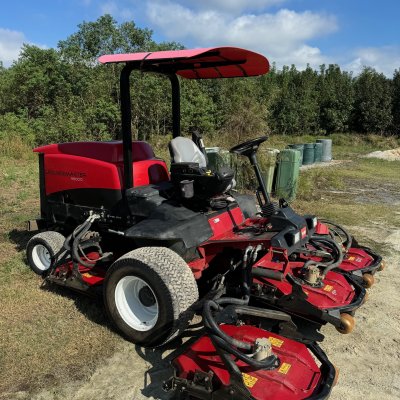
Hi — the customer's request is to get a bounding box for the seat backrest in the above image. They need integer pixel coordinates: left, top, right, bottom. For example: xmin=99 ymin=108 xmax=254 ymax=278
xmin=169 ymin=137 xmax=207 ymax=168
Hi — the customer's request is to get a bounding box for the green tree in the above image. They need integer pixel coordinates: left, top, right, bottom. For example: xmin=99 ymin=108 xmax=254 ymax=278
xmin=392 ymin=69 xmax=400 ymax=134
xmin=352 ymin=67 xmax=393 ymax=134
xmin=318 ymin=64 xmax=354 ymax=133
xmin=58 ymin=14 xmax=154 ymax=62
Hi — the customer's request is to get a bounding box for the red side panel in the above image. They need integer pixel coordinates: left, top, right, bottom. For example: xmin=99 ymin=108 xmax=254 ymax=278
xmin=44 ymin=154 xmax=122 ymax=195
xmin=130 ymin=160 xmax=170 ymax=186
xmin=174 ymin=325 xmax=322 ymax=400
xmin=37 ymin=141 xmax=170 ymax=194
xmin=34 ymin=141 xmax=155 ymax=163
xmin=315 ymin=222 xmax=330 ymax=235
xmin=208 ymin=207 xmax=244 ymax=237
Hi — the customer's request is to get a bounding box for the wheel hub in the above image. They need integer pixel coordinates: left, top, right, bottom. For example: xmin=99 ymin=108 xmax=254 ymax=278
xmin=32 ymin=244 xmax=51 ymax=271
xmin=139 ymin=286 xmax=156 ymax=307
xmin=114 ymin=276 xmax=159 ymax=332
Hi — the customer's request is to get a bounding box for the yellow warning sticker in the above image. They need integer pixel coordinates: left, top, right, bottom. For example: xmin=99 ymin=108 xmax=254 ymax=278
xmin=242 ymin=373 xmax=258 ymax=388
xmin=82 ymin=272 xmax=93 ymax=278
xmin=268 ymin=336 xmax=284 ymax=348
xmin=324 ymin=284 xmax=333 ymax=292
xmin=348 ymin=256 xmax=356 ymax=261
xmin=278 ymin=362 xmax=292 ymax=375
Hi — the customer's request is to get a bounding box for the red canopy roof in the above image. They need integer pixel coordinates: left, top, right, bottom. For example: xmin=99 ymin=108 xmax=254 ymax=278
xmin=98 ymin=47 xmax=269 ymax=79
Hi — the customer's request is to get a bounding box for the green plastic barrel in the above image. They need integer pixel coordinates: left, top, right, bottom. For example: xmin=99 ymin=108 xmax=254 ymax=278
xmin=303 ymin=143 xmax=315 ymax=165
xmin=205 ymin=147 xmax=221 ymax=170
xmin=275 ymin=149 xmax=301 ymax=201
xmin=259 ymin=149 xmax=279 ymax=194
xmin=314 ymin=142 xmax=323 ymax=163
xmin=287 ymin=144 xmax=304 ymax=165
xmin=316 ymin=139 xmax=332 ymax=162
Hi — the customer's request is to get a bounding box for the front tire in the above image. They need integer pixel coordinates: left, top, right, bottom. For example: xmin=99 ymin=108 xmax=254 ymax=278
xmin=104 ymin=247 xmax=199 ymax=347
xmin=26 ymin=231 xmax=65 ymax=276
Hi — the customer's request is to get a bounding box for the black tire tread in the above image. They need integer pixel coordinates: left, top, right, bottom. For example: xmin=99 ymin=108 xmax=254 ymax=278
xmin=108 ymin=246 xmax=199 ymax=345
xmin=26 ymin=231 xmax=65 ymax=275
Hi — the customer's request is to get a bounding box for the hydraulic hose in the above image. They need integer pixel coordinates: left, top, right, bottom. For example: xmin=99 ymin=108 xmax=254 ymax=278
xmin=318 ymin=219 xmax=352 ymax=252
xmin=72 ymin=222 xmax=96 ymax=268
xmin=209 ymin=333 xmax=278 ymax=370
xmin=63 ymin=213 xmax=103 ymax=268
xmin=203 ymin=298 xmax=279 ymax=370
xmin=310 ymin=237 xmax=344 ymax=278
xmin=203 ymin=299 xmax=251 ymax=350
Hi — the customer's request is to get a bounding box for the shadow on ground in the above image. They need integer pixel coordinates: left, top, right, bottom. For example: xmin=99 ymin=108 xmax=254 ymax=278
xmin=137 ymin=322 xmax=205 ymax=400
xmin=8 ymin=228 xmax=37 ymax=251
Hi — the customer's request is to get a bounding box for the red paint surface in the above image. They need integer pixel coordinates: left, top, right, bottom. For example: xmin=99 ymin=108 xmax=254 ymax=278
xmin=174 ymin=324 xmax=322 ymax=400
xmin=207 ymin=207 xmax=244 ymax=238
xmin=43 ymin=154 xmax=122 ymax=195
xmin=35 ymin=141 xmax=169 ymax=194
xmin=340 ymin=247 xmax=374 ymax=272
xmin=34 ymin=141 xmax=155 ymax=162
xmin=98 ymin=47 xmax=269 ymax=79
xmin=53 ymin=251 xmax=106 ymax=286
xmin=315 ymin=222 xmax=330 ymax=235
xmin=254 ymin=255 xmax=355 ymax=309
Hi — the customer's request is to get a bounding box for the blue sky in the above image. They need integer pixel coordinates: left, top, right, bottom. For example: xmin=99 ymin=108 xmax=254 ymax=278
xmin=0 ymin=0 xmax=399 ymax=75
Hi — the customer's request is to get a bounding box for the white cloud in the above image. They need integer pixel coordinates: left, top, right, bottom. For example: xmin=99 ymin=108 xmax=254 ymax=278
xmin=146 ymin=2 xmax=337 ymax=69
xmin=346 ymin=46 xmax=400 ymax=77
xmin=178 ymin=0 xmax=287 ymax=13
xmin=100 ymin=1 xmax=134 ymax=20
xmin=0 ymin=28 xmax=27 ymax=67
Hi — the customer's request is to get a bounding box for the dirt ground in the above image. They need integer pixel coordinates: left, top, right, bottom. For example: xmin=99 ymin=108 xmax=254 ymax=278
xmin=364 ymin=147 xmax=400 ymax=161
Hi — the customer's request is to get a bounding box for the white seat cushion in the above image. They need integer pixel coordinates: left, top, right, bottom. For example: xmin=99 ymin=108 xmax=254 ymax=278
xmin=169 ymin=137 xmax=207 ymax=168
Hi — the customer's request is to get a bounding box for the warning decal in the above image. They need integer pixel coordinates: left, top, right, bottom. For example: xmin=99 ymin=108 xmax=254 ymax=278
xmin=268 ymin=337 xmax=284 ymax=348
xmin=242 ymin=373 xmax=258 ymax=388
xmin=278 ymin=362 xmax=292 ymax=375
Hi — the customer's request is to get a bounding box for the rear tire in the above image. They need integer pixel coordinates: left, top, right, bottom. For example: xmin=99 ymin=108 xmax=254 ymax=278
xmin=104 ymin=247 xmax=199 ymax=347
xmin=26 ymin=231 xmax=65 ymax=276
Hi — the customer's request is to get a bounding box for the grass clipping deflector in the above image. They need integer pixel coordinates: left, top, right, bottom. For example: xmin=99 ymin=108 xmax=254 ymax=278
xmin=25 ymin=47 xmax=383 ymax=399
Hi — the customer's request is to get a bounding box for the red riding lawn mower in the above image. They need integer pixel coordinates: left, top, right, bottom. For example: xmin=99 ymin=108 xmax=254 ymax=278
xmin=26 ymin=47 xmax=383 ymax=399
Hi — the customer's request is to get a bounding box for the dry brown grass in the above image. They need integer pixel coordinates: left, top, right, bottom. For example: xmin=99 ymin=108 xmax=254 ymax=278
xmin=0 ymin=156 xmax=122 ymax=396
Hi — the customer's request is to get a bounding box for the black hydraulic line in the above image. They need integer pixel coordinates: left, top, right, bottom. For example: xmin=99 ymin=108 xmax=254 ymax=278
xmin=71 ymin=223 xmax=97 ymax=268
xmin=318 ymin=219 xmax=352 ymax=251
xmin=203 ymin=300 xmax=252 ymax=350
xmin=252 ymin=268 xmax=284 ymax=281
xmin=310 ymin=237 xmax=344 ymax=277
xmin=216 ymin=297 xmax=249 ymax=306
xmin=63 ymin=220 xmax=90 ymax=251
xmin=209 ymin=333 xmax=278 ymax=371
xmin=231 ymin=305 xmax=293 ymax=322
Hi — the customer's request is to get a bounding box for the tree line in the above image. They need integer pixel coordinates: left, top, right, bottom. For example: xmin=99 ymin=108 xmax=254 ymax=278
xmin=0 ymin=15 xmax=399 ymax=149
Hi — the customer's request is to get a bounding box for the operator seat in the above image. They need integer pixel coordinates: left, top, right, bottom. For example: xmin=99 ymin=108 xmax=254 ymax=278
xmin=169 ymin=137 xmax=234 ymax=200
xmin=169 ymin=137 xmax=207 ymax=167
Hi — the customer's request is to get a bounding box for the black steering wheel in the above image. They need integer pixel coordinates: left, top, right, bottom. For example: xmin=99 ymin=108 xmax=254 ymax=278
xmin=229 ymin=136 xmax=268 ymax=157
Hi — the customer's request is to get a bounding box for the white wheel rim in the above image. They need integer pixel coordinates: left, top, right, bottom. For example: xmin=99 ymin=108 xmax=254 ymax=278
xmin=31 ymin=244 xmax=51 ymax=271
xmin=115 ymin=276 xmax=159 ymax=332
